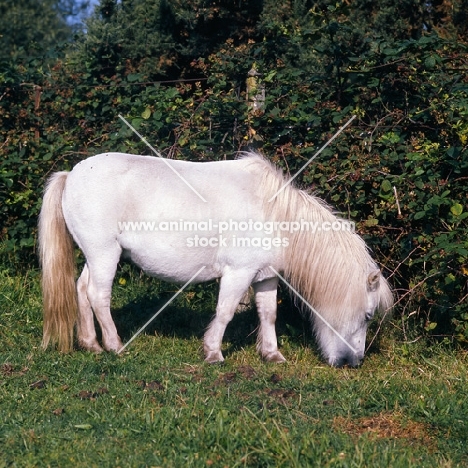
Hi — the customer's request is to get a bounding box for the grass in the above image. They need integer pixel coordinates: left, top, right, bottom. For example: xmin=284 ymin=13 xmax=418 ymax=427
xmin=0 ymin=263 xmax=467 ymax=467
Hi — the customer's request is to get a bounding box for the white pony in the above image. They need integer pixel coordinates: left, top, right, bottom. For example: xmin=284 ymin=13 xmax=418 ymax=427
xmin=38 ymin=152 xmax=393 ymax=367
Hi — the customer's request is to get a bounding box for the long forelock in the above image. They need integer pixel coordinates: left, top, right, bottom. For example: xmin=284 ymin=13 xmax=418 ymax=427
xmin=377 ymin=274 xmax=394 ymax=315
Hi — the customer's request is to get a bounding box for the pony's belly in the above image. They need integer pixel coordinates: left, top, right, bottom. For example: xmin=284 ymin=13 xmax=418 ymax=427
xmin=118 ymin=230 xmax=281 ymax=284
xmin=120 ymin=240 xmax=220 ymax=283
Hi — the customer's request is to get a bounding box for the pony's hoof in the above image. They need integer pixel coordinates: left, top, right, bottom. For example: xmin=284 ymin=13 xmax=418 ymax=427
xmin=205 ymin=351 xmax=225 ymax=364
xmin=78 ymin=340 xmax=104 ymax=353
xmin=264 ymin=351 xmax=286 ymax=363
xmin=104 ymin=340 xmax=124 ymax=353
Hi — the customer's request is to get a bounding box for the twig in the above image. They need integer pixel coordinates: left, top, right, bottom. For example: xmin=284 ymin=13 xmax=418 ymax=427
xmin=0 ymin=136 xmax=10 ymax=150
xmin=386 ymin=246 xmax=421 ymax=280
xmin=393 ymin=186 xmax=402 ymax=216
xmin=392 ymin=272 xmax=440 ymax=309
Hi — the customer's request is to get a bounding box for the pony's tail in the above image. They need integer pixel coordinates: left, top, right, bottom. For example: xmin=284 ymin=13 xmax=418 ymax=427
xmin=38 ymin=172 xmax=77 ymax=353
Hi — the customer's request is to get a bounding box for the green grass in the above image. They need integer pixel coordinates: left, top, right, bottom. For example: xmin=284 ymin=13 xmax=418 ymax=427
xmin=0 ymin=264 xmax=467 ymax=467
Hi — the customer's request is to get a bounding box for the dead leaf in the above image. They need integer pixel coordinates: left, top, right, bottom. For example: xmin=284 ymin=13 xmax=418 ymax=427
xmin=29 ymin=379 xmax=46 ymax=389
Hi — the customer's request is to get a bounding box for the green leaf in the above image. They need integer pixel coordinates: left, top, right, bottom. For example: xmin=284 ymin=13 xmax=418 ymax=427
xmin=451 ymin=203 xmax=463 ymax=216
xmin=424 ymin=55 xmax=436 ymax=69
xmin=380 ymin=180 xmax=392 ymax=193
xmin=365 ymin=218 xmax=378 ymax=226
xmin=141 ymin=107 xmax=151 ymax=120
xmin=131 ymin=118 xmax=142 ymax=128
xmin=263 ymin=70 xmax=277 ymax=83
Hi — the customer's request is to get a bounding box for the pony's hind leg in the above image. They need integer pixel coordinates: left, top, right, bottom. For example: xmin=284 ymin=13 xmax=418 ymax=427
xmin=85 ymin=251 xmax=123 ymax=352
xmin=76 ymin=264 xmax=103 ymax=352
xmin=253 ymin=277 xmax=286 ymax=363
xmin=204 ymin=269 xmax=254 ymax=363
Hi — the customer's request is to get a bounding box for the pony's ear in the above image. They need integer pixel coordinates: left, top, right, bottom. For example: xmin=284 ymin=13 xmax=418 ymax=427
xmin=367 ymin=270 xmax=381 ymax=292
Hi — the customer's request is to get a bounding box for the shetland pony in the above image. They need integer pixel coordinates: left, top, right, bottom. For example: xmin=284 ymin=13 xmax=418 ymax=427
xmin=38 ymin=152 xmax=393 ymax=366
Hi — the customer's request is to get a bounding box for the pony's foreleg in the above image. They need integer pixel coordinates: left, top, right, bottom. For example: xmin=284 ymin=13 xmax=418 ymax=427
xmin=253 ymin=277 xmax=286 ymax=363
xmin=86 ymin=256 xmax=123 ymax=352
xmin=76 ymin=264 xmax=103 ymax=353
xmin=204 ymin=270 xmax=253 ymax=363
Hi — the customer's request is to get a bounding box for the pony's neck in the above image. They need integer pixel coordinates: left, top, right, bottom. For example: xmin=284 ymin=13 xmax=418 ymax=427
xmin=267 ymin=183 xmax=371 ymax=316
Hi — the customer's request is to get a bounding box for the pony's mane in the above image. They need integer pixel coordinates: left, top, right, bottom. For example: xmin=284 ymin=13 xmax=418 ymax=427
xmin=239 ymin=152 xmax=393 ymax=325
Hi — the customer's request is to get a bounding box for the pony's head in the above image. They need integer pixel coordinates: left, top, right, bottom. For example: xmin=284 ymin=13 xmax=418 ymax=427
xmin=312 ymin=269 xmax=393 ymax=367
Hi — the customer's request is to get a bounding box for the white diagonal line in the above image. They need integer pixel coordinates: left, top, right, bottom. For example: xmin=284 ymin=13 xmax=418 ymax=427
xmin=118 ymin=114 xmax=208 ymax=203
xmin=268 ymin=114 xmax=357 ymax=202
xmin=117 ymin=265 xmax=207 ymax=353
xmin=268 ymin=266 xmax=358 ymax=355
xmin=118 ymin=114 xmax=164 ymax=157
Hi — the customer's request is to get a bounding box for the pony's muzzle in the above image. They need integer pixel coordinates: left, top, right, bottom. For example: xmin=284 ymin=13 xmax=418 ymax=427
xmin=330 ymin=352 xmax=364 ymax=368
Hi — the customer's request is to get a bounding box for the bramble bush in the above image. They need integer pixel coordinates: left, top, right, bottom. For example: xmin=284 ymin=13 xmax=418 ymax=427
xmin=1 ymin=8 xmax=467 ymax=342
